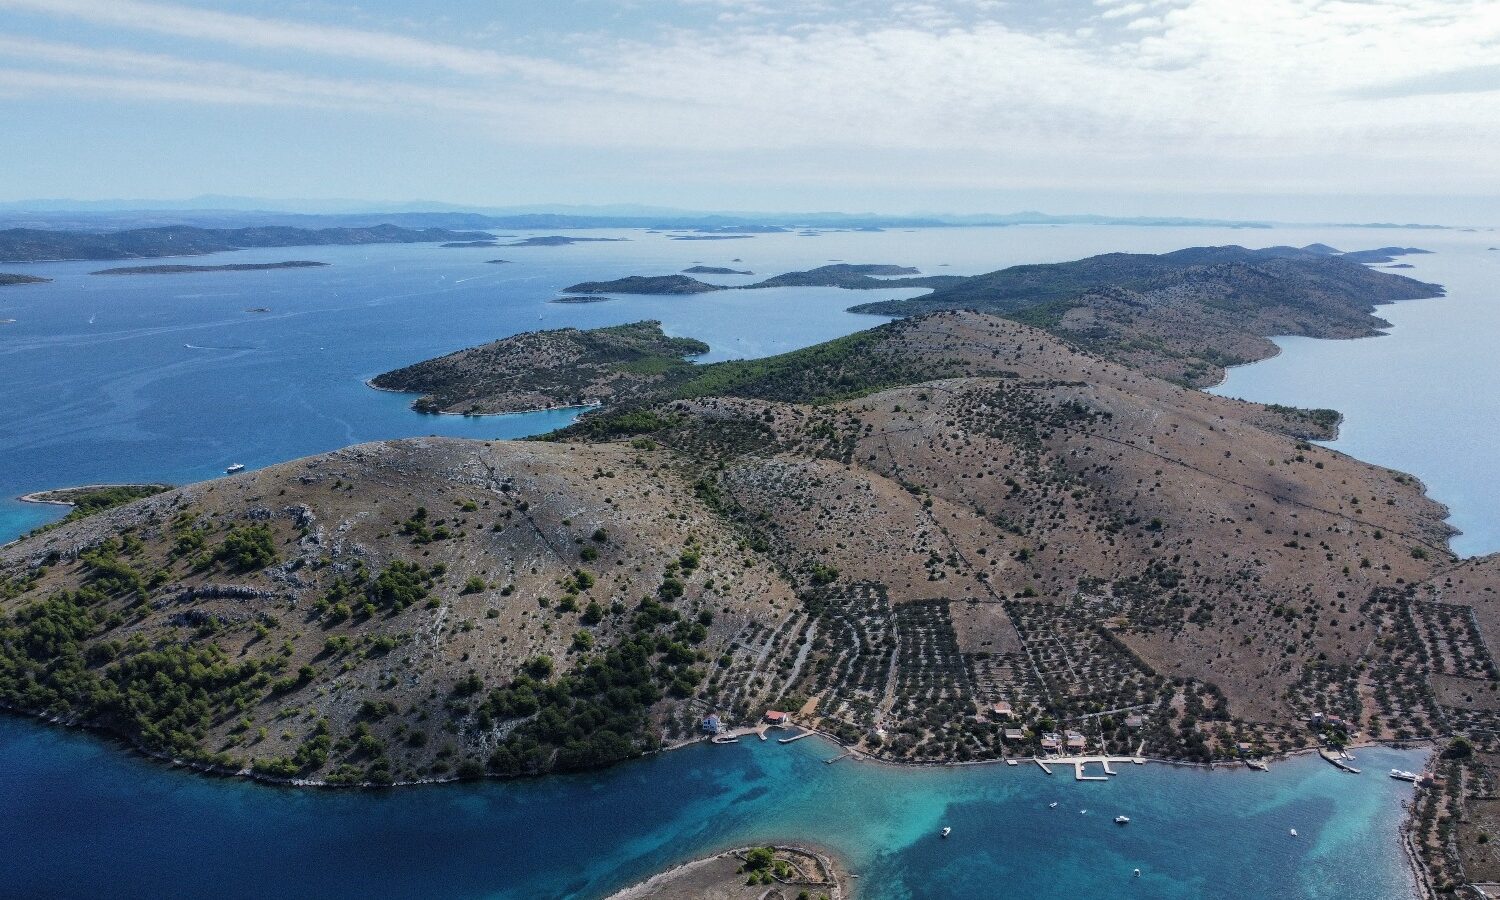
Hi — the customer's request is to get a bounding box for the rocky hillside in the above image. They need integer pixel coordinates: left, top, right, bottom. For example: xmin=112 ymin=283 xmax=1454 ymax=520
xmin=4 ymin=310 xmax=1490 ymax=786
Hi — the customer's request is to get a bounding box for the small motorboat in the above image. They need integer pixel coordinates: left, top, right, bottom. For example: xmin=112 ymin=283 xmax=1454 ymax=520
xmin=1048 ymin=802 xmax=1058 ymax=808
xmin=1133 ymin=869 xmax=1141 ymax=878
xmin=1289 ymin=828 xmax=1298 ymax=837
xmin=1080 ymin=809 xmax=1088 ymax=815
xmin=940 ymin=827 xmax=951 ymax=838
xmin=225 ymin=463 xmax=246 ymax=474
xmin=1115 ymin=816 xmax=1130 ymax=825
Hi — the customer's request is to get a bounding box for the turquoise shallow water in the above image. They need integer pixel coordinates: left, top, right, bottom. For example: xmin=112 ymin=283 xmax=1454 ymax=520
xmin=0 ymin=716 xmax=1426 ymax=899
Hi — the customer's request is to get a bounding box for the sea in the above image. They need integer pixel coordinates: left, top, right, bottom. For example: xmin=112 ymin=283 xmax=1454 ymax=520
xmin=1 ymin=222 xmax=1495 ymax=897
xmin=0 ymin=716 xmax=1429 ymax=899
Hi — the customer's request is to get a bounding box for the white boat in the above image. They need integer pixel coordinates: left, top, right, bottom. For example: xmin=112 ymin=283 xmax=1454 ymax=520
xmin=940 ymin=827 xmax=951 ymax=838
xmin=1390 ymin=769 xmax=1418 ymax=782
xmin=1289 ymin=828 xmax=1298 ymax=837
xmin=225 ymin=463 xmax=246 ymax=474
xmin=1115 ymin=816 xmax=1130 ymax=825
xmin=1049 ymin=802 xmax=1058 ymax=808
xmin=1133 ymin=869 xmax=1141 ymax=878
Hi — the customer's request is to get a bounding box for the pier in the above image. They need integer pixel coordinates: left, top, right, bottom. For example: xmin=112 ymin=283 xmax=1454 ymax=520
xmin=778 ymin=731 xmax=814 ymax=745
xmin=1319 ymin=749 xmax=1361 ymax=774
xmin=1035 ymin=756 xmax=1144 ymax=781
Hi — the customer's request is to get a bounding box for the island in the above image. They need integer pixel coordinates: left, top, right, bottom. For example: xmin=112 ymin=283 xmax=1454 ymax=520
xmin=607 ymin=846 xmax=845 ymax=900
xmin=562 ymin=264 xmax=955 ymax=296
xmin=440 ymin=241 xmax=499 ymax=248
xmin=683 ymin=266 xmax=752 ymax=275
xmin=2 ymin=242 xmax=1495 ymax=898
xmin=0 ymin=224 xmax=498 ymax=263
xmin=0 ymin=273 xmax=51 ymax=286
xmin=501 ymin=236 xmax=630 ymax=247
xmin=550 ymin=296 xmax=613 ymax=304
xmin=91 ymin=261 xmax=329 ymax=276
xmin=565 ymin=275 xmax=723 ymax=295
xmin=485 ymin=259 xmax=512 ymax=264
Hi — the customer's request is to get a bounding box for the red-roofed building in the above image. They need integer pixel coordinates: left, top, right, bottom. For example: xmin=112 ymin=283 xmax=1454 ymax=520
xmin=764 ymin=711 xmax=789 ymax=725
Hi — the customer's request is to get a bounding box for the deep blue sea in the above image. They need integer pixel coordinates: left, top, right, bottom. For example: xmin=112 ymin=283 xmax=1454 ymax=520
xmin=1 ymin=223 xmax=1495 ymax=898
xmin=0 ymin=716 xmax=1427 ymax=899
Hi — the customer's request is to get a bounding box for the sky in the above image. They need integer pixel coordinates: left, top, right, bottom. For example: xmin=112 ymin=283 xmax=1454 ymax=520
xmin=1 ymin=0 xmax=1498 ymax=223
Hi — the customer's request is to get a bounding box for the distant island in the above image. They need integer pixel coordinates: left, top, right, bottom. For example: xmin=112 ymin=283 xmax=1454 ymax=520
xmin=682 ymin=266 xmax=751 ymax=275
xmin=485 ymin=259 xmax=511 ymax=264
xmin=501 ymin=236 xmax=631 ymax=247
xmin=668 ymin=234 xmax=752 ymax=241
xmin=550 ymin=296 xmax=613 ymax=304
xmin=0 ymin=224 xmax=495 ymax=263
xmin=91 ymin=261 xmax=329 ymax=275
xmin=0 ymin=273 xmax=50 ymax=286
xmin=564 ymin=263 xmax=954 ymax=296
xmin=565 ymin=275 xmax=723 ymax=295
xmin=440 ymin=240 xmax=498 ymax=248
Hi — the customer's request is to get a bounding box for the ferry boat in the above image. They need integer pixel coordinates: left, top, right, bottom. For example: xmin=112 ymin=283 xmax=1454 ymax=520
xmin=225 ymin=463 xmax=246 ymax=474
xmin=1390 ymin=769 xmax=1419 ymax=782
xmin=1114 ymin=816 xmax=1130 ymax=825
xmin=940 ymin=827 xmax=951 ymax=838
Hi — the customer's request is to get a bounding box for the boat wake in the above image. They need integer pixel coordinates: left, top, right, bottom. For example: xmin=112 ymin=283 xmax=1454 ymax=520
xmin=183 ymin=343 xmax=257 ymax=351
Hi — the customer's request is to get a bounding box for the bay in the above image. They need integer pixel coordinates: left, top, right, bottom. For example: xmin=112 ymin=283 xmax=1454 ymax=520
xmin=0 ymin=715 xmax=1426 ymax=899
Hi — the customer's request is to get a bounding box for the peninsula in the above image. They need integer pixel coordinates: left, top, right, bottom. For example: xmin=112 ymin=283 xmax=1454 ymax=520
xmin=0 ymin=225 xmax=496 ymax=263
xmin=0 ymin=273 xmax=50 ymax=286
xmin=90 ymin=261 xmax=328 ymax=276
xmin=369 ymin=320 xmax=710 ymax=414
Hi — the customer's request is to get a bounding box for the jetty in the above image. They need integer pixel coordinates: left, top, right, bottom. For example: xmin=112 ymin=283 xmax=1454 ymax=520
xmin=1033 ymin=755 xmax=1143 ymax=780
xmin=1073 ymin=761 xmax=1109 ymax=782
xmin=777 ymin=731 xmax=814 ymax=745
xmin=1319 ymin=749 xmax=1361 ymax=774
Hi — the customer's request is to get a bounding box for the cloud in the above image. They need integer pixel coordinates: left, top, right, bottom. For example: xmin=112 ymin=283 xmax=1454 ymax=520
xmin=1 ymin=0 xmax=1497 ymax=196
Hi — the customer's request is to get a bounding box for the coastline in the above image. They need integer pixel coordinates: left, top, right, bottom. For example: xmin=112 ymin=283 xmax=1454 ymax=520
xmin=602 ymin=843 xmax=849 ymax=900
